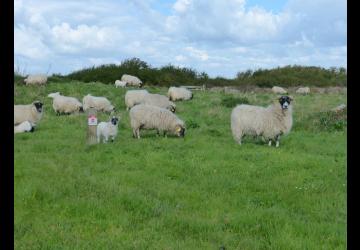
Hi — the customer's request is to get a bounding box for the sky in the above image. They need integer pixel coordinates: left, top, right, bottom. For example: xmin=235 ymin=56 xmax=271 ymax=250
xmin=14 ymin=0 xmax=347 ymax=78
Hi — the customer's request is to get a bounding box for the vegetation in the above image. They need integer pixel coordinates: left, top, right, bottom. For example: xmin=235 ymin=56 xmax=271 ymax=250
xmin=60 ymin=58 xmax=347 ymax=87
xmin=14 ymin=81 xmax=346 ymax=249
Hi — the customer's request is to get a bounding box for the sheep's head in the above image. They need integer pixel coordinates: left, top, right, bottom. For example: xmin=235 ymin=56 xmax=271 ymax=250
xmin=278 ymin=96 xmax=293 ymax=110
xmin=110 ymin=116 xmax=119 ymax=126
xmin=175 ymin=124 xmax=185 ymax=137
xmin=33 ymin=101 xmax=43 ymax=113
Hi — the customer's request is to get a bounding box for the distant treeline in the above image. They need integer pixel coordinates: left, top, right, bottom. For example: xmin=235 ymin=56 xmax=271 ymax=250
xmin=20 ymin=58 xmax=348 ymax=87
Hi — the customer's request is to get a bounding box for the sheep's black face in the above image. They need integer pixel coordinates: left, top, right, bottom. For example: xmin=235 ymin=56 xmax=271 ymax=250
xmin=29 ymin=126 xmax=35 ymax=132
xmin=176 ymin=126 xmax=185 ymax=137
xmin=278 ymin=96 xmax=292 ymax=110
xmin=34 ymin=101 xmax=43 ymax=113
xmin=170 ymin=106 xmax=176 ymax=113
xmin=79 ymin=107 xmax=84 ymax=112
xmin=111 ymin=117 xmax=119 ymax=125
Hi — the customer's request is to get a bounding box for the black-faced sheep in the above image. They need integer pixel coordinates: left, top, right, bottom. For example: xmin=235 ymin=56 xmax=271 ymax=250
xmin=231 ymin=96 xmax=293 ymax=147
xmin=14 ymin=101 xmax=43 ymax=126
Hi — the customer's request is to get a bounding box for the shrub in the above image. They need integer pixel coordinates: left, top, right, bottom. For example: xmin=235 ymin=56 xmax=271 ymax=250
xmin=221 ymin=96 xmax=250 ymax=108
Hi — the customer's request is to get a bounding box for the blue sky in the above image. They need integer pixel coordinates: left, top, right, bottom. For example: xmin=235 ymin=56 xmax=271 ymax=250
xmin=14 ymin=0 xmax=346 ymax=78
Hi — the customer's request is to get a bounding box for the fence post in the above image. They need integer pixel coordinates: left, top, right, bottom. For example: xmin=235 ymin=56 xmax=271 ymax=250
xmin=87 ymin=107 xmax=98 ymax=145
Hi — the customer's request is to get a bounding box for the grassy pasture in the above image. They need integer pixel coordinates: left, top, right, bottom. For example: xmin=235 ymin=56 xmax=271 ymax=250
xmin=14 ymin=81 xmax=346 ymax=249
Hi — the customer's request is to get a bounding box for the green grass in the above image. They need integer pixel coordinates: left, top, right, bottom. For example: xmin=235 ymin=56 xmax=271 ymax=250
xmin=14 ymin=82 xmax=347 ymax=249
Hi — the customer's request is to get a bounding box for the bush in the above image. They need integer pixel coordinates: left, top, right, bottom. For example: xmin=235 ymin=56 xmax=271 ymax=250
xmin=186 ymin=119 xmax=200 ymax=129
xmin=221 ymin=96 xmax=250 ymax=108
xmin=297 ymin=108 xmax=347 ymax=132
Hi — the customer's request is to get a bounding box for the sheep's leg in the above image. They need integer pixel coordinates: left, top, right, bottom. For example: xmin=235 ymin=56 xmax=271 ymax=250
xmin=268 ymin=140 xmax=272 ymax=146
xmin=97 ymin=136 xmax=100 ymax=143
xmin=111 ymin=136 xmax=115 ymax=142
xmin=156 ymin=130 xmax=160 ymax=137
xmin=136 ymin=128 xmax=141 ymax=139
xmin=163 ymin=131 xmax=167 ymax=138
xmin=275 ymin=135 xmax=280 ymax=147
xmin=103 ymin=136 xmax=109 ymax=143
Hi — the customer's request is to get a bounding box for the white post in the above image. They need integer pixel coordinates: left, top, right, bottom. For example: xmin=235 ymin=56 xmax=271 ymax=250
xmin=87 ymin=107 xmax=98 ymax=144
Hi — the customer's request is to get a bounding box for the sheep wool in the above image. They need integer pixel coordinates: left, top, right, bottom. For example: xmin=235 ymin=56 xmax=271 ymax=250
xmin=141 ymin=93 xmax=176 ymax=112
xmin=14 ymin=121 xmax=34 ymax=134
xmin=121 ymin=74 xmax=143 ymax=87
xmin=167 ymin=87 xmax=193 ymax=101
xmin=97 ymin=116 xmax=119 ymax=143
xmin=231 ymin=96 xmax=293 ymax=147
xmin=24 ymin=74 xmax=47 ymax=85
xmin=82 ymin=94 xmax=115 ymax=113
xmin=125 ymin=89 xmax=149 ymax=110
xmin=129 ymin=104 xmax=185 ymax=139
xmin=296 ymin=87 xmax=310 ymax=95
xmin=48 ymin=92 xmax=83 ymax=114
xmin=14 ymin=101 xmax=43 ymax=126
xmin=115 ymin=80 xmax=127 ymax=88
xmin=272 ymin=86 xmax=287 ymax=94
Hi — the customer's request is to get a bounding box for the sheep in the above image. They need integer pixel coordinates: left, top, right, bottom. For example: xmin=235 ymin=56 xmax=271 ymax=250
xmin=82 ymin=94 xmax=115 ymax=113
xmin=167 ymin=87 xmax=193 ymax=101
xmin=230 ymin=96 xmax=293 ymax=147
xmin=125 ymin=89 xmax=149 ymax=110
xmin=115 ymin=80 xmax=127 ymax=88
xmin=97 ymin=116 xmax=120 ymax=143
xmin=296 ymin=87 xmax=310 ymax=95
xmin=121 ymin=74 xmax=143 ymax=87
xmin=272 ymin=86 xmax=287 ymax=94
xmin=47 ymin=92 xmax=83 ymax=115
xmin=14 ymin=101 xmax=43 ymax=126
xmin=24 ymin=74 xmax=47 ymax=85
xmin=129 ymin=104 xmax=185 ymax=139
xmin=14 ymin=121 xmax=34 ymax=134
xmin=140 ymin=93 xmax=176 ymax=113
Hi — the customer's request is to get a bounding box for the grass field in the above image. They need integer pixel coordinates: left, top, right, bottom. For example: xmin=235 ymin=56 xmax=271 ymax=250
xmin=14 ymin=81 xmax=347 ymax=249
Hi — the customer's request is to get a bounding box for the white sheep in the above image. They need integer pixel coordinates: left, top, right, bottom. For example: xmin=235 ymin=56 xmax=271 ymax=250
xmin=296 ymin=87 xmax=310 ymax=95
xmin=140 ymin=93 xmax=176 ymax=113
xmin=231 ymin=96 xmax=293 ymax=147
xmin=167 ymin=87 xmax=193 ymax=101
xmin=97 ymin=116 xmax=120 ymax=143
xmin=115 ymin=80 xmax=127 ymax=88
xmin=14 ymin=101 xmax=44 ymax=126
xmin=130 ymin=104 xmax=185 ymax=139
xmin=121 ymin=74 xmax=143 ymax=87
xmin=48 ymin=92 xmax=83 ymax=115
xmin=14 ymin=121 xmax=34 ymax=134
xmin=125 ymin=89 xmax=149 ymax=110
xmin=82 ymin=94 xmax=115 ymax=113
xmin=272 ymin=86 xmax=287 ymax=94
xmin=24 ymin=74 xmax=47 ymax=85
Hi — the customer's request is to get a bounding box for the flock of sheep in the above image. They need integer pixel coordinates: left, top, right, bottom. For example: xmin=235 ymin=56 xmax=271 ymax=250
xmin=15 ymin=73 xmax=298 ymax=147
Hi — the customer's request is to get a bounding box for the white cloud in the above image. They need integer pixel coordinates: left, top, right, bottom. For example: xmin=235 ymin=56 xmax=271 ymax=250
xmin=185 ymin=46 xmax=209 ymax=61
xmin=173 ymin=0 xmax=192 ymax=13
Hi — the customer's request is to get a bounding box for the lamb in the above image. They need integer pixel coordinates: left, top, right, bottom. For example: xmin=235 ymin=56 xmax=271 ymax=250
xmin=125 ymin=89 xmax=149 ymax=110
xmin=167 ymin=87 xmax=193 ymax=101
xmin=129 ymin=104 xmax=185 ymax=139
xmin=115 ymin=80 xmax=127 ymax=88
xmin=24 ymin=74 xmax=47 ymax=85
xmin=231 ymin=96 xmax=293 ymax=147
xmin=47 ymin=92 xmax=83 ymax=115
xmin=14 ymin=121 xmax=34 ymax=134
xmin=97 ymin=116 xmax=120 ymax=143
xmin=82 ymin=94 xmax=115 ymax=113
xmin=272 ymin=86 xmax=287 ymax=94
xmin=14 ymin=101 xmax=43 ymax=126
xmin=296 ymin=87 xmax=310 ymax=95
xmin=121 ymin=74 xmax=143 ymax=87
xmin=140 ymin=93 xmax=176 ymax=113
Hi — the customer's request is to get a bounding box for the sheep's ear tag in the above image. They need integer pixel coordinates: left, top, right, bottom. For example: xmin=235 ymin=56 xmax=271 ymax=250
xmin=176 ymin=127 xmax=181 ymax=132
